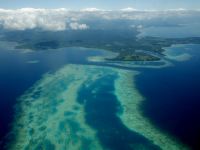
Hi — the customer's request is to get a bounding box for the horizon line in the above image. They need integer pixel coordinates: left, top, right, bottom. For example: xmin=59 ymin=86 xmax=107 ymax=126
xmin=0 ymin=7 xmax=200 ymax=12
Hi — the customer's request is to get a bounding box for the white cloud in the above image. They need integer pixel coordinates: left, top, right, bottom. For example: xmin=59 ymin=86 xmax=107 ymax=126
xmin=0 ymin=8 xmax=199 ymax=31
xmin=121 ymin=7 xmax=138 ymax=12
xmin=69 ymin=22 xmax=89 ymax=30
xmin=0 ymin=8 xmax=89 ymax=31
xmin=0 ymin=8 xmax=68 ymax=31
xmin=166 ymin=8 xmax=187 ymax=11
xmin=131 ymin=25 xmax=143 ymax=30
xmin=81 ymin=8 xmax=103 ymax=12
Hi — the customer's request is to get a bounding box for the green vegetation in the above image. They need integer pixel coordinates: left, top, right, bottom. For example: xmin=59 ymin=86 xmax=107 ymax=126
xmin=110 ymin=52 xmax=161 ymax=61
xmin=2 ymin=30 xmax=200 ymax=61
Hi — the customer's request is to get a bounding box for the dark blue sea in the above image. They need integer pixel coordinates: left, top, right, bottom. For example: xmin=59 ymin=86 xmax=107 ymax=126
xmin=0 ymin=44 xmax=200 ymax=149
xmin=0 ymin=47 xmax=102 ymax=147
xmin=136 ymin=44 xmax=200 ymax=150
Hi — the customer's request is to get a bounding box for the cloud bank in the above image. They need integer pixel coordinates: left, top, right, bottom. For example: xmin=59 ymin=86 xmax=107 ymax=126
xmin=0 ymin=8 xmax=199 ymax=31
xmin=81 ymin=7 xmax=103 ymax=12
xmin=121 ymin=7 xmax=138 ymax=12
xmin=0 ymin=8 xmax=89 ymax=31
xmin=69 ymin=22 xmax=89 ymax=30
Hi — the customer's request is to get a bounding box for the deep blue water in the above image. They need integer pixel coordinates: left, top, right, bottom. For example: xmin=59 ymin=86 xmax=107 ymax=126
xmin=136 ymin=45 xmax=200 ymax=150
xmin=0 ymin=47 xmax=102 ymax=147
xmin=77 ymin=74 xmax=160 ymax=150
xmin=0 ymin=44 xmax=200 ymax=150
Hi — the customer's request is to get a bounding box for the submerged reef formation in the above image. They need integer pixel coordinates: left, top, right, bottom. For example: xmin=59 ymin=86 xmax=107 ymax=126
xmin=115 ymin=71 xmax=188 ymax=150
xmin=6 ymin=64 xmax=189 ymax=150
xmin=7 ymin=65 xmax=103 ymax=150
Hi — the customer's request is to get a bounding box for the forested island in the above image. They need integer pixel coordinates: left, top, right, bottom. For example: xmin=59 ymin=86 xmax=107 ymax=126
xmin=2 ymin=29 xmax=200 ymax=61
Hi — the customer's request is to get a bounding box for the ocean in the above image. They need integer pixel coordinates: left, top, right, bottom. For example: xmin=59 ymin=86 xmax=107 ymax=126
xmin=0 ymin=42 xmax=200 ymax=150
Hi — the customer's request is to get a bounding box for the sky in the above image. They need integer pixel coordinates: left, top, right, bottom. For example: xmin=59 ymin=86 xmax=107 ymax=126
xmin=0 ymin=0 xmax=199 ymax=10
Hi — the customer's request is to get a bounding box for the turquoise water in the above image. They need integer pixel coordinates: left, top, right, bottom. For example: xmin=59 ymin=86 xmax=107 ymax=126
xmin=0 ymin=41 xmax=200 ymax=149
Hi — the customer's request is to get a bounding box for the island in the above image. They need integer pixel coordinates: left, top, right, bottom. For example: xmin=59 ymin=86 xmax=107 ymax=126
xmin=2 ymin=29 xmax=200 ymax=61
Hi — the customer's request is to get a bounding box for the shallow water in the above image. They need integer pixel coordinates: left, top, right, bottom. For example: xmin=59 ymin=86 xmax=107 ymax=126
xmin=0 ymin=41 xmax=200 ymax=150
xmin=0 ymin=44 xmax=104 ymax=148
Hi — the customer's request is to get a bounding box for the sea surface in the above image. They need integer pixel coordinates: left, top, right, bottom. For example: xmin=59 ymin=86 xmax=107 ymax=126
xmin=136 ymin=44 xmax=200 ymax=150
xmin=0 ymin=45 xmax=104 ymax=147
xmin=0 ymin=41 xmax=200 ymax=150
xmin=138 ymin=23 xmax=200 ymax=38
